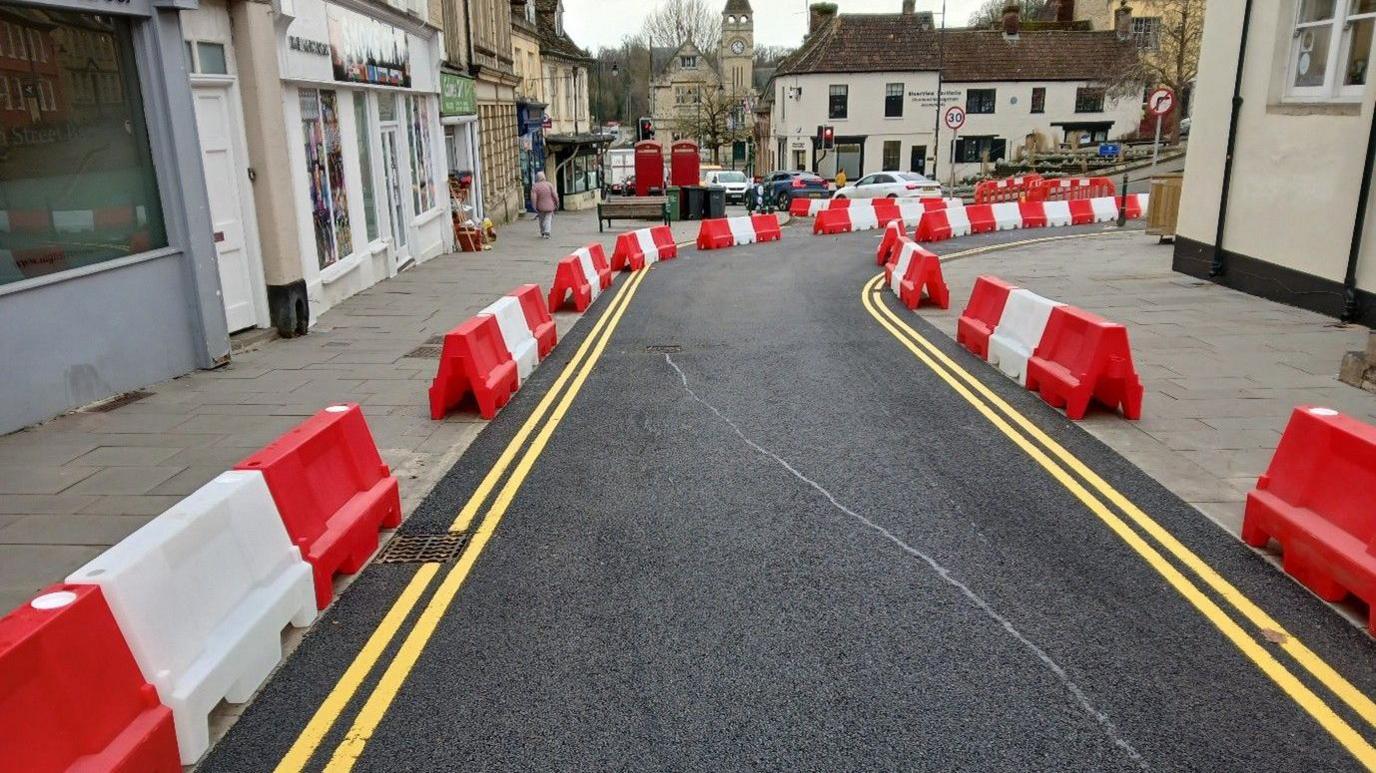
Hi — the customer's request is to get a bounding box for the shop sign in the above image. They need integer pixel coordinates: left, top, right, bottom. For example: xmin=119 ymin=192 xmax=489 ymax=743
xmin=289 ymin=36 xmax=330 ymax=56
xmin=441 ymin=72 xmax=476 ymax=116
xmin=326 ymin=4 xmax=411 ymax=88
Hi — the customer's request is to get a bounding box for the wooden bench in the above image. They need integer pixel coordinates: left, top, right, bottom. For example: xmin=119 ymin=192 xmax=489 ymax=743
xmin=597 ymin=196 xmax=669 ymax=232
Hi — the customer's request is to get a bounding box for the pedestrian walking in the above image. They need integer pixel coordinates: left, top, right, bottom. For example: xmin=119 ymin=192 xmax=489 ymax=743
xmin=531 ymin=172 xmax=559 ymax=239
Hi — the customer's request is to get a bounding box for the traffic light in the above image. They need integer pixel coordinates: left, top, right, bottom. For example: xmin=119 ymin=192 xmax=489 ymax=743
xmin=638 ymin=117 xmax=655 ymax=142
xmin=822 ymin=125 xmax=835 ymax=149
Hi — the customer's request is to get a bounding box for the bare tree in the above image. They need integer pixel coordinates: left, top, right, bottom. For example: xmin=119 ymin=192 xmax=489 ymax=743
xmin=642 ymin=0 xmax=720 ymax=53
xmin=967 ymin=0 xmax=1050 ymax=27
xmin=671 ymin=85 xmax=751 ymax=163
xmin=1098 ymin=0 xmax=1204 ymax=144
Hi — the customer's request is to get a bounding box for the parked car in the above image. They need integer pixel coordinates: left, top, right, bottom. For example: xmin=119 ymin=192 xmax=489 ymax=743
xmin=833 ymin=171 xmax=942 ymax=200
xmin=705 ymin=170 xmax=751 ymax=204
xmin=762 ymin=170 xmax=830 ymax=208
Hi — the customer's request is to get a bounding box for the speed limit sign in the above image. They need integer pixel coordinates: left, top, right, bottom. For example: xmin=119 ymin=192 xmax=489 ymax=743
xmin=1148 ymin=87 xmax=1175 ymax=116
xmin=943 ymin=105 xmax=966 ymax=131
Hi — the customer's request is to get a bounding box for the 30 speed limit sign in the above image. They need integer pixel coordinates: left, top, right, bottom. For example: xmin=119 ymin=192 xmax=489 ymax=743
xmin=943 ymin=105 xmax=966 ymax=131
xmin=1148 ymin=87 xmax=1175 ymax=116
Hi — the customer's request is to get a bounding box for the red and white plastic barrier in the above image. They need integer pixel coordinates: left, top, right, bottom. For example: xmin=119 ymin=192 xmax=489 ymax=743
xmin=914 ymin=195 xmax=1149 ymax=243
xmin=610 ymin=225 xmax=677 ymax=271
xmin=509 ymin=284 xmax=557 ymax=358
xmin=957 ymin=277 xmax=1143 ymax=419
xmin=696 ymin=214 xmax=783 ymax=250
xmin=479 ymin=296 xmax=539 ymax=383
xmin=65 ymin=471 xmax=317 ymax=763
xmin=814 ymin=206 xmax=903 ymax=235
xmin=915 ymin=204 xmax=973 ymax=242
xmin=1242 ymin=406 xmax=1376 ymax=631
xmin=973 ymin=174 xmax=1044 ymax=204
xmin=885 ymin=238 xmax=949 ymax=311
xmin=429 ymin=315 xmax=518 ymax=420
xmin=549 ymin=244 xmax=612 ymax=312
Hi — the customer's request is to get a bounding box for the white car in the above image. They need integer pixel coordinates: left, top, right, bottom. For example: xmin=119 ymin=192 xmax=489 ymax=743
xmin=705 ymin=170 xmax=751 ymax=204
xmin=834 ymin=171 xmax=942 ymax=200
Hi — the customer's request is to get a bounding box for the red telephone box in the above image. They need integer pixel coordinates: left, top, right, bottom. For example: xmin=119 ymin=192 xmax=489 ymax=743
xmin=670 ymin=140 xmax=701 ymax=188
xmin=634 ymin=141 xmax=664 ymax=197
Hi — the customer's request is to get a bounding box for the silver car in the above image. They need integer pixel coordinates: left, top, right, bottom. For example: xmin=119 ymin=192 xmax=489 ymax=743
xmin=706 ymin=170 xmax=751 ymax=204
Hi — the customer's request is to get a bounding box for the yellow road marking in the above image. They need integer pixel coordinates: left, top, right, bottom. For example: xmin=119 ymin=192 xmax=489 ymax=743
xmin=273 ymin=271 xmax=646 ymax=772
xmin=320 ymin=267 xmax=650 ymax=772
xmin=861 ymin=276 xmax=1376 ymax=769
xmin=451 ymin=271 xmax=643 ymax=532
xmin=273 ymin=563 xmax=440 ymax=773
xmin=866 ymin=274 xmax=1376 ymax=729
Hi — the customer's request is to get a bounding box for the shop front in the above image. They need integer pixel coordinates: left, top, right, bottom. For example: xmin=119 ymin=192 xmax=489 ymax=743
xmin=279 ymin=0 xmax=447 ymax=317
xmin=545 ymin=135 xmax=609 ymax=210
xmin=441 ymin=69 xmax=481 ymax=224
xmin=0 ymin=0 xmax=224 ymax=432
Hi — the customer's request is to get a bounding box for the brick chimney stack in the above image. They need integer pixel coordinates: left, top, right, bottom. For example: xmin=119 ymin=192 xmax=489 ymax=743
xmin=901 ymin=0 xmax=915 ymax=14
xmin=1115 ymin=0 xmax=1133 ymax=41
xmin=1002 ymin=3 xmax=1020 ymax=37
xmin=808 ymin=3 xmax=837 ymax=37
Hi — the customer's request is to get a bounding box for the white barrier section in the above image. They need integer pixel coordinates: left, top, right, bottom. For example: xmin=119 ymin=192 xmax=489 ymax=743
xmin=1043 ymin=200 xmax=1073 ymax=228
xmin=66 ymin=470 xmax=316 ymax=764
xmin=890 ymin=243 xmax=917 ymax=295
xmin=991 ymin=202 xmax=1023 ymax=230
xmin=898 ymin=201 xmax=926 ymax=223
xmin=987 ymin=289 xmax=1064 ymax=385
xmin=634 ymin=229 xmax=660 ymax=265
xmin=808 ymin=199 xmax=830 ymax=216
xmin=849 ymin=207 xmax=880 ymax=231
xmin=1090 ymin=197 xmax=1118 ymax=223
xmin=727 ymin=216 xmax=757 ymax=245
xmin=573 ymin=247 xmax=602 ymax=302
xmin=1135 ymin=193 xmax=1151 ymax=215
xmin=946 ymin=205 xmax=973 ymax=237
xmin=481 ymin=297 xmax=539 ymax=382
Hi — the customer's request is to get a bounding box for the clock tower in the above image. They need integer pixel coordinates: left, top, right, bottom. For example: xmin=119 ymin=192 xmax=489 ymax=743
xmin=719 ymin=0 xmax=754 ymax=96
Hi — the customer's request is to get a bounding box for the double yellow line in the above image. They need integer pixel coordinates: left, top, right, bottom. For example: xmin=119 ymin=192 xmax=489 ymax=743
xmin=274 ymin=267 xmax=651 ymax=773
xmin=862 ymin=274 xmax=1376 ymax=769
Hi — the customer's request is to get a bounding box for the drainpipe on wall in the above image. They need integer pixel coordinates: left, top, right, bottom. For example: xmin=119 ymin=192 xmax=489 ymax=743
xmin=1209 ymin=0 xmax=1254 ymax=278
xmin=1342 ymin=98 xmax=1376 ymax=322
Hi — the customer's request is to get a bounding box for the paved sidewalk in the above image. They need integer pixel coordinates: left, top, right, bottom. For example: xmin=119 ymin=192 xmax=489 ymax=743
xmin=915 ymin=229 xmax=1376 ymax=535
xmin=0 ymin=207 xmax=710 ymax=612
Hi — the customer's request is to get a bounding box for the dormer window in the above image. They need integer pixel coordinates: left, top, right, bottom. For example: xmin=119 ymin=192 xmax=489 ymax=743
xmin=681 ymin=55 xmax=697 ymax=68
xmin=740 ymin=15 xmax=748 ymax=22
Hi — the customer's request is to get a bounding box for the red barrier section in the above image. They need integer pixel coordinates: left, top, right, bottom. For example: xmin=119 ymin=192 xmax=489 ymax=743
xmin=651 ymin=225 xmax=678 ymax=259
xmin=897 ymin=246 xmax=950 ymax=311
xmin=789 ymin=198 xmax=811 ymax=217
xmin=828 ymin=198 xmax=853 ymax=208
xmin=876 ymin=220 xmax=903 ymax=266
xmin=1018 ymin=201 xmax=1048 ymax=229
xmin=1025 ymin=306 xmax=1144 ymax=420
xmin=696 ymin=218 xmax=733 ymax=250
xmin=916 ymin=208 xmax=952 ymax=242
xmin=1029 ymin=176 xmax=1116 ymax=202
xmin=584 ymin=243 xmax=613 ymax=286
xmin=752 ymin=213 xmax=782 ymax=241
xmin=548 ymin=256 xmax=594 ymax=312
xmin=0 ymin=584 xmax=180 ymax=773
xmin=508 ymin=284 xmax=557 ymax=357
xmin=427 ymin=315 xmax=518 ymax=421
xmin=236 ymin=403 xmax=402 ymax=609
xmin=1125 ymin=194 xmax=1145 ymax=220
xmin=966 ymin=204 xmax=996 ymax=234
xmin=921 ymin=198 xmax=952 ymax=211
xmin=956 ymin=276 xmax=1017 ymax=359
xmin=1067 ymin=198 xmax=1095 ymax=225
xmin=872 ymin=198 xmax=900 ymax=220
xmin=1242 ymin=407 xmax=1376 ymax=629
xmin=973 ymin=173 xmax=1043 ymax=204
xmin=814 ymin=209 xmax=851 ymax=235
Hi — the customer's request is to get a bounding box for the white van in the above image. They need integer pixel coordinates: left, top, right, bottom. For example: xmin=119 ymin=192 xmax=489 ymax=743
xmin=704 ymin=170 xmax=751 ymax=204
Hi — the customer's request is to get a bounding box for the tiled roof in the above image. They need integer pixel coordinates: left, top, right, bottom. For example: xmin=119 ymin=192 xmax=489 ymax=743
xmin=533 ymin=0 xmax=591 ymax=62
xmin=777 ymin=14 xmax=1137 ymax=82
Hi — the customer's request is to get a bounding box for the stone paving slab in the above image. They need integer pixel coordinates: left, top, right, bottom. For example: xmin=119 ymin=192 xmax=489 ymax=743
xmin=915 ymin=230 xmax=1376 ymax=535
xmin=0 ymin=207 xmax=710 ymax=612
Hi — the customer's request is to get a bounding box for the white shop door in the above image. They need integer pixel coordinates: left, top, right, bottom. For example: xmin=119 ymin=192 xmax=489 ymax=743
xmin=193 ymin=85 xmax=259 ymax=332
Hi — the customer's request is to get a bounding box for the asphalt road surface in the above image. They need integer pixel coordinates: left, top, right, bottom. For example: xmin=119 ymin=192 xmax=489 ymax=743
xmin=201 ymin=221 xmax=1376 ymax=773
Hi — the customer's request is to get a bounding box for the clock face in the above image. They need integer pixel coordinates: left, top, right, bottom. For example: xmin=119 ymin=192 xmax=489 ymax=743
xmin=731 ymin=39 xmax=745 ymax=55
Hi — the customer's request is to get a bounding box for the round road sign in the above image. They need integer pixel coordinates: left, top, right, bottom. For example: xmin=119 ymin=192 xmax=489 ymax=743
xmin=943 ymin=105 xmax=966 ymax=131
xmin=1148 ymin=87 xmax=1175 ymax=117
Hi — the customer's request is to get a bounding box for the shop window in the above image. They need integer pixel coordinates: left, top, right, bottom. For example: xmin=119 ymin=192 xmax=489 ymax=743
xmin=196 ymin=42 xmax=228 ymax=75
xmin=353 ymin=94 xmax=379 ymax=242
xmin=1287 ymin=0 xmax=1376 ymax=99
xmin=0 ymin=9 xmax=167 ymax=287
xmin=884 ymin=82 xmax=903 ymax=118
xmin=1030 ymin=87 xmax=1045 ymax=114
xmin=406 ymin=95 xmax=436 ymax=213
xmin=1074 ymin=87 xmax=1105 ymax=113
xmin=300 ymin=88 xmax=352 ymax=269
xmin=828 ymin=84 xmax=847 ymax=119
xmin=882 ymin=140 xmax=900 ymax=171
xmin=966 ymin=88 xmax=996 ymax=114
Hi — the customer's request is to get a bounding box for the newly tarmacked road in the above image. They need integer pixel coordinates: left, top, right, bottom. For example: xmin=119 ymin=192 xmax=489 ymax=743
xmin=203 ymin=223 xmax=1376 ymax=772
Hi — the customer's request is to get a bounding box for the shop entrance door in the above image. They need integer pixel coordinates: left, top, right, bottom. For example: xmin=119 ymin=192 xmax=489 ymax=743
xmin=380 ymin=124 xmax=410 ymax=268
xmin=193 ymin=84 xmax=262 ymax=332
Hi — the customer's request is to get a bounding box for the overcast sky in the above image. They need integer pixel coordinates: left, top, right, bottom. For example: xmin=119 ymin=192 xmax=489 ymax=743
xmin=562 ymin=0 xmax=989 ymax=52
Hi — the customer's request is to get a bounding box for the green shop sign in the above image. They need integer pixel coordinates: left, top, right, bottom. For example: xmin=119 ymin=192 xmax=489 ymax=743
xmin=441 ymin=73 xmax=476 ymax=117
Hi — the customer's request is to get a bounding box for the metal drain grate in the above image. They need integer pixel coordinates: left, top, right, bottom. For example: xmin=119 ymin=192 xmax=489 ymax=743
xmin=375 ymin=532 xmax=469 ymax=564
xmin=645 ymin=344 xmax=682 ymax=353
xmin=404 ymin=344 xmax=443 ymax=359
xmin=82 ymin=390 xmax=153 ymax=413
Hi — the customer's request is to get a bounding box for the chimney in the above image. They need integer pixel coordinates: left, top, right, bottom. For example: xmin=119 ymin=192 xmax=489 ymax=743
xmin=1057 ymin=0 xmax=1076 ymax=22
xmin=808 ymin=3 xmax=837 ymax=37
xmin=1115 ymin=0 xmax=1133 ymax=41
xmin=901 ymin=0 xmax=915 ymax=14
xmin=1002 ymin=3 xmax=1020 ymax=37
